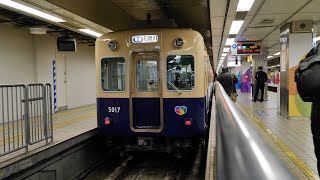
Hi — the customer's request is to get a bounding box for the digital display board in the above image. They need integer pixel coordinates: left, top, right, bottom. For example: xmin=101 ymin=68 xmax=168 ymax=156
xmin=231 ymin=43 xmax=262 ymax=55
xmin=132 ymin=35 xmax=158 ymax=43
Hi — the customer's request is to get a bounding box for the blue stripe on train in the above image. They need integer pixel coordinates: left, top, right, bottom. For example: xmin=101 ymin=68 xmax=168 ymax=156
xmin=97 ymin=97 xmax=206 ymax=137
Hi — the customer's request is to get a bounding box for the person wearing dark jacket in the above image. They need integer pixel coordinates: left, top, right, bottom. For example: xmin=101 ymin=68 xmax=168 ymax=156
xmin=216 ymin=67 xmax=238 ymax=96
xmin=254 ymin=66 xmax=267 ymax=102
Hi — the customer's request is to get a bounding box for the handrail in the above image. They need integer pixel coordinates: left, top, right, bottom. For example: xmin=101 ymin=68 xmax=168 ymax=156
xmin=215 ymin=82 xmax=295 ymax=179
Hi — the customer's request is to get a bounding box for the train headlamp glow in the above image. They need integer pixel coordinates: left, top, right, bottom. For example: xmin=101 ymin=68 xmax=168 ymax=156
xmin=108 ymin=40 xmax=117 ymax=51
xmin=174 ymin=38 xmax=184 ymax=48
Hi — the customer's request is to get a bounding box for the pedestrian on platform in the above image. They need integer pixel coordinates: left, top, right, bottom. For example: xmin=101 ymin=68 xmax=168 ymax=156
xmin=253 ymin=66 xmax=267 ymax=102
xmin=216 ymin=67 xmax=238 ymax=102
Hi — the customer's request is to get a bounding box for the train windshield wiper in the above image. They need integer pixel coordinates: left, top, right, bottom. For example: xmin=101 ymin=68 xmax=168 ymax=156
xmin=168 ymin=81 xmax=182 ymax=94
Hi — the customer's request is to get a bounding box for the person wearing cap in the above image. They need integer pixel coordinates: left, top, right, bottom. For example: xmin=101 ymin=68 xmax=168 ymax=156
xmin=216 ymin=67 xmax=238 ymax=99
xmin=254 ymin=66 xmax=267 ymax=102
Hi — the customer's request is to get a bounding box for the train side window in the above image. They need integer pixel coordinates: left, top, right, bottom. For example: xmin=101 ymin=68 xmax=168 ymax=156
xmin=167 ymin=55 xmax=194 ymax=91
xmin=101 ymin=57 xmax=125 ymax=91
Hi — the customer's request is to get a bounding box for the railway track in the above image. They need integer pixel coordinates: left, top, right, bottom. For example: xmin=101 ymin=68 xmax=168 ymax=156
xmin=83 ymin=145 xmax=206 ymax=180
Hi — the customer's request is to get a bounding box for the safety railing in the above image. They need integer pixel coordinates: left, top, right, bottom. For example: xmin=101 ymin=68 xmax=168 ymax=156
xmin=0 ymin=83 xmax=53 ymax=157
xmin=215 ymin=82 xmax=295 ymax=179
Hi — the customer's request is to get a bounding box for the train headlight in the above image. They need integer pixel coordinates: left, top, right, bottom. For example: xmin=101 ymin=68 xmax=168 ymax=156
xmin=174 ymin=38 xmax=184 ymax=48
xmin=108 ymin=40 xmax=117 ymax=51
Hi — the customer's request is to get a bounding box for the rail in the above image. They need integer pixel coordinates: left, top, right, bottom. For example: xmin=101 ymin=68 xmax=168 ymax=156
xmin=215 ymin=82 xmax=295 ymax=179
xmin=0 ymin=83 xmax=53 ymax=157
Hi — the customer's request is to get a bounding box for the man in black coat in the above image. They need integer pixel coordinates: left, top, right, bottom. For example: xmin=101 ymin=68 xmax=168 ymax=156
xmin=254 ymin=66 xmax=267 ymax=102
xmin=216 ymin=67 xmax=238 ymax=96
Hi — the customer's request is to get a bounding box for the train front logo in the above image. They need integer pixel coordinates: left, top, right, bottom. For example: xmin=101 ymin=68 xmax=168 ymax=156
xmin=174 ymin=106 xmax=187 ymax=115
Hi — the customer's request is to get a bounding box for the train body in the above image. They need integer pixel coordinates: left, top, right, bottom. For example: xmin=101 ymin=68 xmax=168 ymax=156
xmin=95 ymin=28 xmax=213 ymax=149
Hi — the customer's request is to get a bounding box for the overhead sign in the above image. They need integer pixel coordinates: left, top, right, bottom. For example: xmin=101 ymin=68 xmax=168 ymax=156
xmin=231 ymin=43 xmax=262 ymax=55
xmin=132 ymin=35 xmax=158 ymax=44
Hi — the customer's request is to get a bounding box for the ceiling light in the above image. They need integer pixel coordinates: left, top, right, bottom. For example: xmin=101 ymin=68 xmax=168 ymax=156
xmin=29 ymin=27 xmax=47 ymax=35
xmin=229 ymin=20 xmax=244 ymax=34
xmin=223 ymin=47 xmax=230 ymax=52
xmin=0 ymin=0 xmax=65 ymax=22
xmin=79 ymin=29 xmax=102 ymax=37
xmin=267 ymin=56 xmax=273 ymax=59
xmin=273 ymin=52 xmax=280 ymax=56
xmin=237 ymin=0 xmax=255 ymax=12
xmin=225 ymin=38 xmax=235 ymax=46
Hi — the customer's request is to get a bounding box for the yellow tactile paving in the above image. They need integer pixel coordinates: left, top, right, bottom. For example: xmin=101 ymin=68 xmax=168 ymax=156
xmin=236 ymin=91 xmax=318 ymax=179
xmin=0 ymin=104 xmax=97 ymax=162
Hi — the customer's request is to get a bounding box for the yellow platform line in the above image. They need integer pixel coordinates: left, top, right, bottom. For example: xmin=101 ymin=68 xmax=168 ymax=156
xmin=244 ymin=107 xmax=277 ymax=111
xmin=53 ymin=105 xmax=96 ymax=118
xmin=0 ymin=105 xmax=96 ymax=132
xmin=0 ymin=112 xmax=96 ymax=147
xmin=238 ymin=102 xmax=317 ymax=179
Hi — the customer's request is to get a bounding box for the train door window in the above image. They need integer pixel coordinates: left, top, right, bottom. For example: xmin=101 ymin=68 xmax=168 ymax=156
xmin=101 ymin=57 xmax=125 ymax=91
xmin=136 ymin=60 xmax=158 ymax=91
xmin=167 ymin=55 xmax=194 ymax=91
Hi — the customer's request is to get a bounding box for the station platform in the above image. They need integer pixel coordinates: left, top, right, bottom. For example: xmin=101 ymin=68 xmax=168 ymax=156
xmin=236 ymin=90 xmax=319 ymax=179
xmin=0 ymin=104 xmax=97 ymax=178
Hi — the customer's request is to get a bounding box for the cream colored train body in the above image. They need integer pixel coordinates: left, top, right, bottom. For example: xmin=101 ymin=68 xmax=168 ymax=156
xmin=96 ymin=28 xmax=213 ymax=149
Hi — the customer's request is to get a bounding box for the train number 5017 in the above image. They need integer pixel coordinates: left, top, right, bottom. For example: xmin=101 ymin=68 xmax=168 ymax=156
xmin=108 ymin=107 xmax=120 ymax=113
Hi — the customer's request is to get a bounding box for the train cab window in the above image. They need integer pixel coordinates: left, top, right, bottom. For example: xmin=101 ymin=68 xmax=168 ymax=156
xmin=101 ymin=57 xmax=125 ymax=91
xmin=136 ymin=60 xmax=158 ymax=91
xmin=167 ymin=55 xmax=194 ymax=91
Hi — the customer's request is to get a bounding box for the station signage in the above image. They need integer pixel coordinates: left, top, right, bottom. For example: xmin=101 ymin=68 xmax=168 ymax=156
xmin=231 ymin=43 xmax=262 ymax=55
xmin=132 ymin=35 xmax=158 ymax=44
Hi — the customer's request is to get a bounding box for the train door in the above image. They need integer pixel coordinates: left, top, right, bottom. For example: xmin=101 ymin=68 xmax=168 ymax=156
xmin=55 ymin=53 xmax=68 ymax=111
xmin=130 ymin=52 xmax=163 ymax=132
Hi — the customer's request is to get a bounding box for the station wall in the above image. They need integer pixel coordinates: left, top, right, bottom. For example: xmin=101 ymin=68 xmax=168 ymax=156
xmin=0 ymin=24 xmax=35 ymax=84
xmin=0 ymin=23 xmax=96 ymax=110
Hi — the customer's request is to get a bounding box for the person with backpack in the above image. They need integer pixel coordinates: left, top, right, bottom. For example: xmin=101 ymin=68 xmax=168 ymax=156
xmin=295 ymin=44 xmax=320 ymax=175
xmin=216 ymin=67 xmax=238 ymax=102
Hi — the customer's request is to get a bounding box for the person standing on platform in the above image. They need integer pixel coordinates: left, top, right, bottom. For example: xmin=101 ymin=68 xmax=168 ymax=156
xmin=296 ymin=44 xmax=320 ymax=175
xmin=253 ymin=66 xmax=267 ymax=102
xmin=216 ymin=67 xmax=238 ymax=101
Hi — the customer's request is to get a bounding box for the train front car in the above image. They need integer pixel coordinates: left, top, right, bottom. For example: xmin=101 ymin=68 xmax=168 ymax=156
xmin=96 ymin=28 xmax=212 ymax=150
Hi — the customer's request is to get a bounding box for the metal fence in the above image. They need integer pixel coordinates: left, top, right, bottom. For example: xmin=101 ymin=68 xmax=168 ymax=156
xmin=0 ymin=83 xmax=53 ymax=156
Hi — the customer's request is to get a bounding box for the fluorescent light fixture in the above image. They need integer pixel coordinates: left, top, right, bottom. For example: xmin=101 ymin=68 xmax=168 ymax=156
xmin=0 ymin=0 xmax=65 ymax=22
xmin=225 ymin=38 xmax=235 ymax=46
xmin=221 ymin=53 xmax=227 ymax=57
xmin=79 ymin=29 xmax=102 ymax=37
xmin=267 ymin=56 xmax=273 ymax=59
xmin=223 ymin=47 xmax=230 ymax=52
xmin=273 ymin=52 xmax=280 ymax=56
xmin=229 ymin=20 xmax=244 ymax=34
xmin=237 ymin=0 xmax=255 ymax=12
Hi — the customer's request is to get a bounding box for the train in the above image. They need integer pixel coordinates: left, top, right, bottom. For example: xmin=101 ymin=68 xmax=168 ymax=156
xmin=95 ymin=28 xmax=214 ymax=151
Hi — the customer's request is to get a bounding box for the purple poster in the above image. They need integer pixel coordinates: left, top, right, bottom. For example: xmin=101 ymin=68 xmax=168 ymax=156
xmin=241 ymin=68 xmax=251 ymax=93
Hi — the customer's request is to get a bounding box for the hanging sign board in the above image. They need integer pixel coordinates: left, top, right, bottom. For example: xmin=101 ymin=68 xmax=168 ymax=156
xmin=231 ymin=43 xmax=262 ymax=55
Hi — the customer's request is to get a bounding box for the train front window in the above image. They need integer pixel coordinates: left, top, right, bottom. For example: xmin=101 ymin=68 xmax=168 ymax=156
xmin=101 ymin=57 xmax=125 ymax=91
xmin=136 ymin=60 xmax=158 ymax=91
xmin=167 ymin=55 xmax=194 ymax=91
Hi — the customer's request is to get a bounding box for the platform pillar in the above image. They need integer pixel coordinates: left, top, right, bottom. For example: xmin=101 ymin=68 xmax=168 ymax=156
xmin=279 ymin=21 xmax=313 ymax=118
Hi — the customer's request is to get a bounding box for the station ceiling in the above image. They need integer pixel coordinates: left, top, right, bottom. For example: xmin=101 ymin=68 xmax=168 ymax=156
xmin=212 ymin=0 xmax=320 ymax=68
xmin=1 ymin=0 xmax=320 ymax=70
xmin=22 ymin=0 xmax=213 ymax=62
